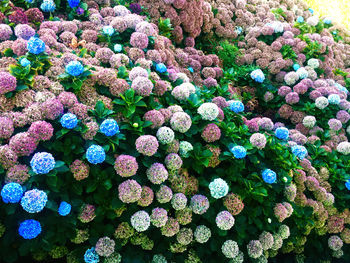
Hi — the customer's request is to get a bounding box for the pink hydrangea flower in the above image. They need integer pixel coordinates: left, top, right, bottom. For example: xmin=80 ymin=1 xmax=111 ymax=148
xmin=0 ymin=72 xmax=17 ymax=95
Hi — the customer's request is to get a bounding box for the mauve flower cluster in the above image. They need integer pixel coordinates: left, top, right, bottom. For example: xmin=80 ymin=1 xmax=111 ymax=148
xmin=138 ymin=0 xmax=207 ymax=43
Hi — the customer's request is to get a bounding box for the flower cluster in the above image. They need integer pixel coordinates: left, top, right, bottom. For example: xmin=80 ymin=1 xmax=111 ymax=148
xmin=18 ymin=219 xmax=41 ymax=239
xmin=262 ymin=169 xmax=277 ymax=184
xmin=27 ymin=37 xmax=46 ymax=54
xmin=1 ymin=183 xmax=23 ymax=203
xmin=30 ymin=152 xmax=55 ymax=175
xmin=65 ymin=61 xmax=84 ymax=77
xmin=250 ymin=69 xmax=265 ymax=83
xmin=86 ymin=145 xmax=105 ymax=164
xmin=209 ymin=178 xmax=229 ymax=199
xmin=58 ymin=201 xmax=72 ymax=216
xmin=100 ymin=119 xmax=119 ymax=136
xmin=21 ymin=189 xmax=48 ymax=213
xmin=60 ymin=113 xmax=78 ymax=129
xmin=229 ymin=145 xmax=247 ymax=159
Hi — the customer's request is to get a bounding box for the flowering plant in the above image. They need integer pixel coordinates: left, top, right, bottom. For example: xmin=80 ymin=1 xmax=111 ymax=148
xmin=58 ymin=61 xmax=93 ymax=92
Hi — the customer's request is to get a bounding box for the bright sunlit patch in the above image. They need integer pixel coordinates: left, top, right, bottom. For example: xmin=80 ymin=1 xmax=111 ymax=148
xmin=304 ymin=0 xmax=350 ymax=28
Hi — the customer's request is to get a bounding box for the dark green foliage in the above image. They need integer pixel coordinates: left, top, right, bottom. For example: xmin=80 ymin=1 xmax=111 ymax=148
xmin=280 ymin=45 xmax=298 ymax=62
xmin=158 ymin=18 xmax=174 ymax=39
xmin=216 ymin=41 xmax=240 ymax=69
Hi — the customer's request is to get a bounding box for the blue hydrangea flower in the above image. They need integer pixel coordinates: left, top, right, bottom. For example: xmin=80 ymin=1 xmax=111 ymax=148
xmin=18 ymin=219 xmax=41 ymax=239
xmin=27 ymin=37 xmax=46 ymax=55
xmin=328 ymin=94 xmax=340 ymax=105
xmin=235 ymin=26 xmax=243 ymax=34
xmin=250 ymin=69 xmax=265 ymax=83
xmin=275 ymin=127 xmax=289 ymax=140
xmin=335 ymin=83 xmax=348 ymax=94
xmin=323 ymin=18 xmax=332 ymax=24
xmin=293 ymin=64 xmax=300 ymax=71
xmin=102 ymin=26 xmax=115 ymax=36
xmin=339 ymin=86 xmax=348 ymax=94
xmin=30 ymin=152 xmax=56 ymax=175
xmin=1 ymin=183 xmax=23 ymax=203
xmin=262 ymin=169 xmax=277 ymax=184
xmin=86 ymin=145 xmax=106 ymax=164
xmin=114 ymin=44 xmax=123 ymax=53
xmin=40 ymin=0 xmax=56 ymax=12
xmin=60 ymin=113 xmax=78 ymax=129
xmin=58 ymin=201 xmax=72 ymax=216
xmin=208 ymin=178 xmax=229 ymax=199
xmin=20 ymin=58 xmax=31 ymax=67
xmin=100 ymin=119 xmax=119 ymax=136
xmin=156 ymin=63 xmax=167 ymax=73
xmin=345 ymin=180 xmax=350 ymax=191
xmin=65 ymin=61 xmax=84 ymax=77
xmin=230 ymin=100 xmax=244 ymax=113
xmin=291 ymin=145 xmax=308 ymax=160
xmin=21 ymin=189 xmax=48 ymax=213
xmin=188 ymin=67 xmax=194 ymax=73
xmin=84 ymin=247 xmax=100 ymax=263
xmin=68 ymin=0 xmax=80 ymax=8
xmin=308 ymin=8 xmax=314 ymax=14
xmin=229 ymin=145 xmax=247 ymax=159
xmin=296 ymin=16 xmax=304 ymax=23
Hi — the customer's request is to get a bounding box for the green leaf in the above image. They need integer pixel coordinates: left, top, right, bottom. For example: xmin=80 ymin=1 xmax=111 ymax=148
xmin=72 ymin=183 xmax=83 ymax=195
xmin=135 ymin=100 xmax=147 ymax=107
xmin=55 ymin=161 xmax=65 ymax=168
xmin=79 ymin=48 xmax=87 ymax=57
xmin=111 ymin=197 xmax=123 ymax=209
xmin=81 ymin=2 xmax=88 ymax=10
xmin=56 ymin=129 xmax=70 ymax=139
xmin=202 ymin=149 xmax=213 ymax=158
xmin=95 ymin=100 xmax=106 ymax=117
xmin=46 ymin=175 xmax=58 ymax=188
xmin=113 ymin=99 xmax=127 ymax=106
xmin=16 ymin=84 xmax=28 ymax=92
xmin=19 ymin=242 xmax=32 ymax=256
xmin=104 ymin=179 xmax=113 ymax=190
xmin=142 ymin=121 xmax=153 ymax=128
xmin=128 ymin=105 xmax=136 ymax=115
xmin=46 ymin=200 xmax=58 ymax=211
xmin=86 ymin=182 xmax=98 ymax=193
xmin=117 ymin=66 xmax=126 ymax=78
xmin=3 ymin=48 xmax=14 ymax=57
xmin=81 ymin=70 xmax=92 ymax=78
xmin=217 ymin=229 xmax=227 ymax=236
xmin=5 ymin=204 xmax=17 ymax=215
xmin=124 ymin=89 xmax=135 ymax=102
xmin=2 ymin=249 xmax=18 ymax=263
xmin=4 ymin=92 xmax=13 ymax=98
xmin=252 ymin=187 xmax=268 ymax=197
xmin=56 ymin=165 xmax=70 ymax=173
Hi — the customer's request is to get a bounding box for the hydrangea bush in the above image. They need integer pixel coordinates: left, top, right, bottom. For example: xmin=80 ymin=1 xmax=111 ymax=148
xmin=0 ymin=0 xmax=349 ymax=262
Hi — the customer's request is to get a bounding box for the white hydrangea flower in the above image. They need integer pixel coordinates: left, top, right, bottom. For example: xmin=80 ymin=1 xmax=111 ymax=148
xmin=303 ymin=116 xmax=316 ymax=128
xmin=337 ymin=142 xmax=350 ymax=155
xmin=197 ymin=102 xmax=219 ymax=121
xmin=307 ymin=58 xmax=320 ymax=69
xmin=296 ymin=67 xmax=308 ymax=79
xmin=307 ymin=15 xmax=319 ymax=26
xmin=315 ymin=96 xmax=329 ymax=109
